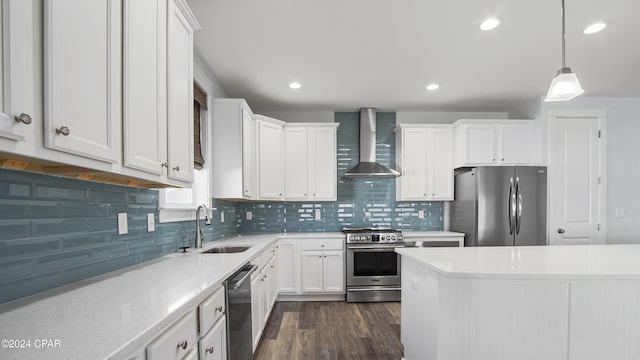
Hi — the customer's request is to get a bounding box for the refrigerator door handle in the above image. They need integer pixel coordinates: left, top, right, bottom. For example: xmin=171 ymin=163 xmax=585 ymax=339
xmin=508 ymin=177 xmax=515 ymax=235
xmin=515 ymin=177 xmax=522 ymax=234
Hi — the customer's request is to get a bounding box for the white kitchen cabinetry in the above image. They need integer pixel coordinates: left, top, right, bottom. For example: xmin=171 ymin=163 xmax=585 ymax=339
xmin=255 ymin=115 xmax=285 ymax=200
xmin=0 ymin=0 xmax=36 ymax=156
xmin=284 ymin=123 xmax=339 ymax=201
xmin=300 ymin=239 xmax=344 ymax=294
xmin=277 ymin=239 xmax=300 ymax=294
xmin=43 ymin=0 xmax=121 ymax=164
xmin=198 ymin=314 xmax=226 ymax=360
xmin=453 ymin=120 xmax=533 ymax=167
xmin=146 ymin=311 xmax=198 ymax=360
xmin=212 ymin=99 xmax=255 ymax=199
xmin=250 ymin=243 xmax=278 ymax=351
xmin=396 ymin=125 xmax=453 ymax=201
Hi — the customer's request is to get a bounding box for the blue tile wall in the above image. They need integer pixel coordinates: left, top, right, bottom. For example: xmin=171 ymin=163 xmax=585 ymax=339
xmin=0 ymin=168 xmax=240 ymax=304
xmin=240 ymin=112 xmax=444 ymax=233
xmin=0 ymin=111 xmax=443 ymax=303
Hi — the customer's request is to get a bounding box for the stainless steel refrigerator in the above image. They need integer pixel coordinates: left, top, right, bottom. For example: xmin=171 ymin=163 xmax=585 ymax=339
xmin=450 ymin=167 xmax=547 ymax=247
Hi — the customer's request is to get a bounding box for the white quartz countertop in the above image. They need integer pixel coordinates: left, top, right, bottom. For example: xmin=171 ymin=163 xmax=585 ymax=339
xmin=401 ymin=231 xmax=464 ymax=238
xmin=0 ymin=232 xmax=342 ymax=360
xmin=396 ymin=244 xmax=640 ymax=279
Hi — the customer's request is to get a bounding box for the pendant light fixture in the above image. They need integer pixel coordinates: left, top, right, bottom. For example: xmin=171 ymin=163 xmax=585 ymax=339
xmin=545 ymin=0 xmax=584 ymax=102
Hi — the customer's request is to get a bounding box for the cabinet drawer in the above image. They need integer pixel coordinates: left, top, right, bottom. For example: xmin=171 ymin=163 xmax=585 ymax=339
xmin=299 ymin=238 xmax=344 ymax=251
xmin=199 ymin=286 xmax=226 ymax=336
xmin=260 ymin=243 xmax=277 ymax=265
xmin=147 ymin=311 xmax=197 ymax=360
xmin=199 ymin=316 xmax=226 ymax=360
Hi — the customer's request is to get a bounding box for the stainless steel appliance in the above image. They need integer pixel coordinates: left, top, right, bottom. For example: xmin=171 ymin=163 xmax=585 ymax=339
xmin=343 ymin=227 xmax=404 ymax=302
xmin=224 ymin=263 xmax=257 ymax=360
xmin=450 ymin=166 xmax=547 ymax=247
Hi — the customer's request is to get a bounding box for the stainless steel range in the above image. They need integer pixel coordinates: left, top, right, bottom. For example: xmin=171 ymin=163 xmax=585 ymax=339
xmin=343 ymin=227 xmax=404 ymax=302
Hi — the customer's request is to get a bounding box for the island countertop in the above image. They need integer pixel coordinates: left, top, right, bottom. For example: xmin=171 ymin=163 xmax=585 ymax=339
xmin=396 ymin=244 xmax=640 ymax=279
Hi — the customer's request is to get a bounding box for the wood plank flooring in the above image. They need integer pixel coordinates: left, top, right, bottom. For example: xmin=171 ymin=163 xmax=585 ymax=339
xmin=254 ymin=301 xmax=404 ymax=360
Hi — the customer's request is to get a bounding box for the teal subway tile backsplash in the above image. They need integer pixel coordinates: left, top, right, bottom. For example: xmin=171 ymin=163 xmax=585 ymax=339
xmin=0 ymin=111 xmax=443 ymax=304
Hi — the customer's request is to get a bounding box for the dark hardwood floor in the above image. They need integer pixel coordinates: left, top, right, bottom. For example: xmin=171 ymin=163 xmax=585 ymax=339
xmin=254 ymin=301 xmax=404 ymax=360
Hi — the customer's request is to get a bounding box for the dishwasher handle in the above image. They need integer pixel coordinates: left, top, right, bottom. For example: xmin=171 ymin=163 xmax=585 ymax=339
xmin=231 ymin=264 xmax=257 ymax=290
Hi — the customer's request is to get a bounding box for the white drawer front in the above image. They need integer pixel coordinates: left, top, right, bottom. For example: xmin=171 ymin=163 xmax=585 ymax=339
xmin=299 ymin=238 xmax=344 ymax=251
xmin=199 ymin=286 xmax=226 ymax=336
xmin=199 ymin=316 xmax=226 ymax=360
xmin=147 ymin=311 xmax=197 ymax=360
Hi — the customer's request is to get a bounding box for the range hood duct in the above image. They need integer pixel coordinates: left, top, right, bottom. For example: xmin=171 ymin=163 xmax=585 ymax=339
xmin=343 ymin=108 xmax=400 ymax=178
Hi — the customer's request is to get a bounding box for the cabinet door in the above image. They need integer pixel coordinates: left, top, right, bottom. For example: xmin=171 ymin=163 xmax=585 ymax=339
xmin=257 ymin=120 xmax=284 ymax=200
xmin=146 ymin=311 xmax=197 ymax=360
xmin=309 ymin=127 xmax=337 ymax=200
xmin=250 ymin=275 xmax=261 ymax=351
xmin=400 ymin=128 xmax=428 ymax=200
xmin=241 ymin=108 xmax=255 ymax=198
xmin=284 ymin=127 xmax=309 ymax=199
xmin=268 ymin=254 xmax=278 ymax=309
xmin=498 ymin=124 xmax=532 ymax=165
xmin=301 ymin=251 xmax=323 ymax=293
xmin=44 ymin=0 xmax=121 ymax=163
xmin=277 ymin=240 xmax=299 ymax=293
xmin=166 ymin=0 xmax=194 ymax=183
xmin=322 ymin=251 xmax=344 ymax=293
xmin=463 ymin=124 xmax=496 ymax=164
xmin=0 ymin=0 xmax=35 ymax=153
xmin=199 ymin=316 xmax=226 ymax=360
xmin=428 ymin=128 xmax=454 ymax=200
xmin=122 ymin=0 xmax=167 ymax=176
xmin=260 ymin=267 xmax=270 ymax=328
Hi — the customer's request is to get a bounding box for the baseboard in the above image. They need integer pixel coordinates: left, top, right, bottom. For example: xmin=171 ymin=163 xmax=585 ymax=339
xmin=277 ymin=293 xmax=345 ymax=302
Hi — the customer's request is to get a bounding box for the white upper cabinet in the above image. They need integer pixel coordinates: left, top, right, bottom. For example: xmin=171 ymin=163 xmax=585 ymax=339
xmin=43 ymin=0 xmax=121 ymax=163
xmin=212 ymin=99 xmax=255 ymax=199
xmin=396 ymin=125 xmax=454 ymax=201
xmin=0 ymin=0 xmax=36 ymax=155
xmin=284 ymin=123 xmax=338 ymax=201
xmin=453 ymin=120 xmax=533 ymax=167
xmin=255 ymin=115 xmax=284 ymax=200
xmin=122 ymin=0 xmax=167 ymax=177
xmin=166 ymin=0 xmax=197 ymax=183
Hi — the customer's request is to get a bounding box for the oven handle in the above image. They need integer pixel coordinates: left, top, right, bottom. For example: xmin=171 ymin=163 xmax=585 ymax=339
xmin=347 ymin=246 xmax=404 ymax=251
xmin=347 ymin=287 xmax=402 ymax=292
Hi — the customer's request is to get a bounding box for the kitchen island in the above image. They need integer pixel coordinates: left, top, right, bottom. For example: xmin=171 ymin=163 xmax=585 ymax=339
xmin=396 ymin=245 xmax=640 ymax=360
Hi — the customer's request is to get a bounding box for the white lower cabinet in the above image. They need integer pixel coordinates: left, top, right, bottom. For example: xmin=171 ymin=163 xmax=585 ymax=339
xmin=277 ymin=239 xmax=300 ymax=294
xmin=294 ymin=238 xmax=345 ymax=295
xmin=146 ymin=311 xmax=198 ymax=360
xmin=198 ymin=315 xmax=226 ymax=360
xmin=251 ymin=243 xmax=278 ymax=352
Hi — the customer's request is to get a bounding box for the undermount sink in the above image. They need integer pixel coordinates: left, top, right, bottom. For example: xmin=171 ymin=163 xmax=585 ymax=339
xmin=201 ymin=246 xmax=251 ymax=254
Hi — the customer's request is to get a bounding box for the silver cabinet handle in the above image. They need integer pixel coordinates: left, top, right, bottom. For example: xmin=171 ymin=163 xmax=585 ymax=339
xmin=173 ymin=165 xmax=180 ymax=171
xmin=557 ymin=228 xmax=565 ymax=234
xmin=161 ymin=162 xmax=168 ymax=168
xmin=56 ymin=126 xmax=70 ymax=136
xmin=14 ymin=113 xmax=32 ymax=124
xmin=206 ymin=346 xmax=214 ymax=354
xmin=176 ymin=340 xmax=188 ymax=350
xmin=215 ymin=306 xmax=223 ymax=313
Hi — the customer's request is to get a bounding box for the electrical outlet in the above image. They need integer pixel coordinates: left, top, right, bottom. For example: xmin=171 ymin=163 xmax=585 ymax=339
xmin=147 ymin=213 xmax=155 ymax=232
xmin=314 ymin=209 xmax=321 ymax=220
xmin=117 ymin=213 xmax=128 ymax=235
xmin=220 ymin=211 xmax=225 ymax=223
xmin=616 ymin=208 xmax=626 ymax=218
xmin=246 ymin=211 xmax=253 ymax=220
xmin=418 ymin=210 xmax=425 ymax=219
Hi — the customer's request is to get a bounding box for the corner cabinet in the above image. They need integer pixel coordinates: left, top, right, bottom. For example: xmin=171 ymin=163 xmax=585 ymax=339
xmin=255 ymin=115 xmax=285 ymax=201
xmin=43 ymin=0 xmax=122 ymax=163
xmin=396 ymin=125 xmax=454 ymax=201
xmin=212 ymin=99 xmax=256 ymax=199
xmin=284 ymin=123 xmax=339 ymax=201
xmin=453 ymin=119 xmax=534 ymax=167
xmin=0 ymin=0 xmax=36 ymax=156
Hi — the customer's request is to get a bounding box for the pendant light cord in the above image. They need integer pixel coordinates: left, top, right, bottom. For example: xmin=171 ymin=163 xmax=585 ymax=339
xmin=561 ymin=0 xmax=566 ymax=68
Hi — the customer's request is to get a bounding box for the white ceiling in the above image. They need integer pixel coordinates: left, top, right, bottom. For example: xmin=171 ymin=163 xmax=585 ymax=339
xmin=186 ymin=0 xmax=640 ymax=112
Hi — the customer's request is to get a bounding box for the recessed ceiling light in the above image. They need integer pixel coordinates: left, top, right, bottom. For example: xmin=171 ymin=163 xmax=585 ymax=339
xmin=480 ymin=18 xmax=500 ymax=31
xmin=584 ymin=22 xmax=607 ymax=34
xmin=289 ymin=82 xmax=302 ymax=89
xmin=426 ymin=83 xmax=440 ymax=91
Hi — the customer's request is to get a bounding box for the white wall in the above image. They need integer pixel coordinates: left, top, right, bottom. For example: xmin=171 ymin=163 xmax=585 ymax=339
xmin=521 ymin=96 xmax=640 ymax=244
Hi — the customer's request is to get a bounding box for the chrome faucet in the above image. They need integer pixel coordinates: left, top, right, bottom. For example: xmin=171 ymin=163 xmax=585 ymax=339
xmin=195 ymin=204 xmax=211 ymax=249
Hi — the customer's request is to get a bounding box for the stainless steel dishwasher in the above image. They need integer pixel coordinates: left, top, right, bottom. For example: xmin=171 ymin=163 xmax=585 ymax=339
xmin=224 ymin=263 xmax=257 ymax=360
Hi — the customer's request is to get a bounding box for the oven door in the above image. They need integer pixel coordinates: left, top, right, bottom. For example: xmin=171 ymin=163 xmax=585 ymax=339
xmin=346 ymin=247 xmax=401 ymax=287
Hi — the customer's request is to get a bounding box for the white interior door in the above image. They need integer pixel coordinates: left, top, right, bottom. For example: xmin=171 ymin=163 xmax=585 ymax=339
xmin=548 ymin=109 xmax=606 ymax=245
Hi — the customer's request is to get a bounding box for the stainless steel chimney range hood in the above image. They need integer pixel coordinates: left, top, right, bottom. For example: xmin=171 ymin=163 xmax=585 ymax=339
xmin=343 ymin=108 xmax=400 ymax=179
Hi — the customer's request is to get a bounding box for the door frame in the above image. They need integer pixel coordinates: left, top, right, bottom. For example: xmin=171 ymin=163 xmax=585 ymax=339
xmin=547 ymin=108 xmax=607 ymax=244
